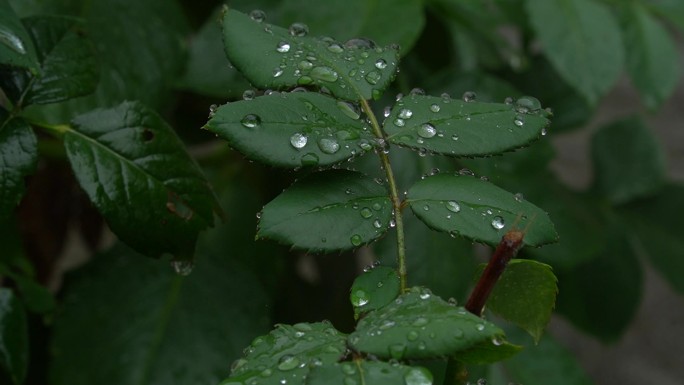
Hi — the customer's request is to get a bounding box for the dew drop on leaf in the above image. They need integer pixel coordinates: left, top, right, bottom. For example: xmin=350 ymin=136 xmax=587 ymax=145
xmin=310 ymin=66 xmax=338 ymax=82
xmin=373 ymin=219 xmax=382 ymax=228
xmin=404 ymin=367 xmax=433 ymax=385
xmin=375 ymin=58 xmax=387 ymax=69
xmin=513 ymin=114 xmax=525 ymax=127
xmin=410 ymin=88 xmax=425 ymax=96
xmin=515 ymin=96 xmax=542 ymax=113
xmin=491 ymin=216 xmax=505 ymax=230
xmin=241 ymin=114 xmax=261 ymax=128
xmin=297 ymin=75 xmax=313 ymax=85
xmin=462 ymin=91 xmax=477 ymax=102
xmin=300 ymin=153 xmax=319 ymax=166
xmin=417 ymin=123 xmax=436 ymax=138
xmin=317 ymin=138 xmax=340 ymax=154
xmin=249 ymin=9 xmax=266 ymax=22
xmin=276 ymin=41 xmax=291 ymax=53
xmin=277 ymin=355 xmax=300 ymax=371
xmin=327 ymin=42 xmax=344 ymax=53
xmin=341 ymin=363 xmax=356 ymax=375
xmin=242 ymin=90 xmax=255 ymax=100
xmin=351 ymin=288 xmax=369 ymax=306
xmin=272 ymin=67 xmax=284 ymax=77
xmin=407 ymin=331 xmax=419 ymax=341
xmin=288 ymin=22 xmax=309 ymax=37
xmin=451 ymin=134 xmax=459 ymax=141
xmin=360 ymin=207 xmax=373 ymax=218
xmin=430 ymin=104 xmax=440 ymax=113
xmin=290 ymin=133 xmax=308 ymax=149
xmin=358 ymin=139 xmax=372 ymax=151
xmin=446 ymin=201 xmax=460 ymax=213
xmin=393 ymin=118 xmax=405 ymax=127
xmin=514 ymin=193 xmax=524 ymax=202
xmin=350 ymin=234 xmax=363 ymax=247
xmin=336 ymin=100 xmax=360 ymax=120
xmin=298 ymin=60 xmax=313 ymax=70
xmin=365 ymin=70 xmax=381 ymax=85
xmin=476 ymin=323 xmax=486 ymax=331
xmin=398 ymin=108 xmax=413 ymax=119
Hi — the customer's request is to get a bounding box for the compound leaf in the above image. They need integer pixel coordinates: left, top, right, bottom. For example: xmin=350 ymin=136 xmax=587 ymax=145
xmin=407 ymin=173 xmax=557 ymax=247
xmin=205 ymin=92 xmax=375 ymax=168
xmin=221 ymin=8 xmax=399 ymax=101
xmin=258 ymin=170 xmax=392 ymax=252
xmin=349 ymin=287 xmax=521 ymax=362
xmin=307 ymin=361 xmax=433 ymax=385
xmin=0 ymin=0 xmax=39 ymax=71
xmin=0 ymin=111 xmax=36 ymax=220
xmin=526 ymin=0 xmax=624 ymax=105
xmin=350 ymin=266 xmax=400 ymax=319
xmin=220 ymin=322 xmax=347 ymax=385
xmin=64 ymin=101 xmax=220 ymax=262
xmin=384 ymin=94 xmax=550 ymax=156
xmin=0 ymin=288 xmax=28 ymax=385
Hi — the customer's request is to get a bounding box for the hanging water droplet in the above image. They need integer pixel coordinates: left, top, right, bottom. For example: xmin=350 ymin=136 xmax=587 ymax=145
xmin=242 ymin=90 xmax=255 ymax=100
xmin=398 ymin=108 xmax=413 ymax=119
xmin=310 ymin=66 xmax=338 ymax=82
xmin=513 ymin=114 xmax=524 ymax=127
xmin=208 ymin=104 xmax=218 ymax=117
xmin=404 ymin=367 xmax=433 ymax=385
xmin=515 ymin=96 xmax=542 ymax=113
xmin=514 ymin=193 xmax=524 ymax=202
xmin=276 ymin=41 xmax=291 ymax=53
xmin=317 ymin=138 xmax=340 ymax=154
xmin=491 ymin=216 xmax=505 ymax=230
xmin=249 ymin=9 xmax=266 ymax=22
xmin=393 ymin=118 xmax=405 ymax=127
xmin=351 ymin=288 xmax=369 ymax=306
xmin=277 ymin=355 xmax=300 ymax=371
xmin=462 ymin=91 xmax=477 ymax=102
xmin=541 ymin=127 xmax=548 ymax=136
xmin=446 ymin=201 xmax=461 ymax=213
xmin=430 ymin=103 xmax=441 ymax=112
xmin=389 ymin=218 xmax=396 ymax=228
xmin=350 ymin=234 xmax=363 ymax=247
xmin=289 ymin=22 xmax=309 ymax=37
xmin=241 ymin=114 xmax=261 ymax=128
xmin=365 ymin=71 xmax=381 ymax=85
xmin=383 ymin=106 xmax=391 ymax=118
xmin=290 ymin=133 xmax=308 ymax=149
xmin=272 ymin=67 xmax=283 ymax=77
xmin=417 ymin=123 xmax=436 ymax=138
xmin=375 ymin=58 xmax=388 ymax=69
xmin=336 ymin=101 xmax=360 ymax=120
xmin=327 ymin=42 xmax=344 ymax=53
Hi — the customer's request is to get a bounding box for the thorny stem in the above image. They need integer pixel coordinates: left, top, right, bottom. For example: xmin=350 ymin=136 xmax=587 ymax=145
xmin=360 ymin=98 xmax=408 ymax=292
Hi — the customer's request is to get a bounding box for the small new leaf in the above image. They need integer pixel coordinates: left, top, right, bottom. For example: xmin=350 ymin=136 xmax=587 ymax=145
xmin=350 ymin=266 xmax=400 ymax=319
xmin=221 ymin=8 xmax=399 ymax=101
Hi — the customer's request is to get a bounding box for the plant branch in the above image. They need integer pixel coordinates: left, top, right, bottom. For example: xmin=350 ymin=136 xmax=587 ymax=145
xmin=360 ymin=98 xmax=407 ymax=292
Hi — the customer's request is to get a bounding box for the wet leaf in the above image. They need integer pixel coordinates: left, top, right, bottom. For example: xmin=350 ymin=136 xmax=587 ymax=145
xmin=0 ymin=288 xmax=28 ymax=385
xmin=407 ymin=173 xmax=557 ymax=247
xmin=384 ymin=93 xmax=550 ymax=157
xmin=221 ymin=8 xmax=399 ymax=101
xmin=64 ymin=101 xmax=220 ymax=261
xmin=205 ymin=92 xmax=375 ymax=168
xmin=349 ymin=287 xmax=521 ymax=362
xmin=219 ymin=322 xmax=347 ymax=385
xmin=0 ymin=0 xmax=39 ymax=71
xmin=350 ymin=266 xmax=400 ymax=319
xmin=307 ymin=360 xmax=433 ymax=385
xmin=257 ymin=170 xmax=392 ymax=252
xmin=0 ymin=111 xmax=36 ymax=220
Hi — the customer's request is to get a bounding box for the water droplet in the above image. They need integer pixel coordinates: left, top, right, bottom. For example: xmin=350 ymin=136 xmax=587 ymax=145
xmin=541 ymin=127 xmax=548 ymax=136
xmin=360 ymin=207 xmax=373 ymax=219
xmin=345 ymin=38 xmax=376 ymax=49
xmin=341 ymin=363 xmax=357 ymax=375
xmin=412 ymin=317 xmax=429 ymax=327
xmin=430 ymin=104 xmax=441 ymax=112
xmin=446 ymin=201 xmax=461 ymax=213
xmin=407 ymin=330 xmax=419 ymax=341
xmin=300 ymin=153 xmax=319 ymax=166
xmin=208 ymin=104 xmax=218 ymax=118
xmin=365 ymin=71 xmax=381 ymax=85
xmin=458 ymin=168 xmax=474 ymax=176
xmin=290 ymin=133 xmax=308 ymax=149
xmin=310 ymin=66 xmax=338 ymax=82
xmin=410 ymin=88 xmax=425 ymax=96
xmin=491 ymin=216 xmax=505 ymax=230
xmin=357 ymin=139 xmax=372 ymax=151
xmin=491 ymin=337 xmax=503 ymax=346
xmin=393 ymin=117 xmax=406 ymax=127
xmin=336 ymin=101 xmax=360 ymax=120
xmin=317 ymin=138 xmax=340 ymax=154
xmin=514 ymin=193 xmax=524 ymax=202
xmin=242 ymin=90 xmax=255 ymax=100
xmin=260 ymin=368 xmax=273 ymax=377
xmin=327 ymin=42 xmax=344 ymax=53
xmin=298 ymin=60 xmax=313 ymax=70
xmin=350 ymin=234 xmax=363 ymax=247
xmin=373 ymin=219 xmax=382 ymax=228
xmin=448 ymin=297 xmax=458 ymax=306
xmin=389 ymin=219 xmax=396 ymax=228
xmin=170 ymin=260 xmax=193 ymax=276
xmin=515 ymin=96 xmax=542 ymax=113
xmin=249 ymin=9 xmax=266 ymax=22
xmin=278 ymin=355 xmax=300 ymax=371
xmin=476 ymin=323 xmax=485 ymax=331
xmin=404 ymin=367 xmax=433 ymax=385
xmin=374 ymin=58 xmax=388 ymax=69
xmin=462 ymin=91 xmax=477 ymax=102
xmin=419 ymin=292 xmax=431 ymax=300
xmin=273 ymin=67 xmax=283 ymax=77
xmin=398 ymin=108 xmax=413 ymax=119
xmin=477 ymin=379 xmax=488 ymax=385
xmin=297 ymin=76 xmax=313 ymax=85
xmin=241 ymin=114 xmax=261 ymax=129
xmin=276 ymin=41 xmax=291 ymax=53
xmin=513 ymin=114 xmax=524 ymax=127
xmin=351 ymin=288 xmax=369 ymax=306
xmin=441 ymin=92 xmax=451 ymax=102
xmin=289 ymin=22 xmax=309 ymax=37
xmin=230 ymin=358 xmax=247 ymax=372
xmin=451 ymin=134 xmax=459 ymax=141
xmin=388 ymin=343 xmax=406 ymax=359
xmin=417 ymin=123 xmax=436 ymax=138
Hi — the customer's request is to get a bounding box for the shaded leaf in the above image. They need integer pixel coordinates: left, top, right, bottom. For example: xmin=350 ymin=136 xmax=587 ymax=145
xmin=591 ymin=117 xmax=666 ymax=204
xmin=0 ymin=288 xmax=28 ymax=385
xmin=0 ymin=112 xmax=37 ymax=220
xmin=0 ymin=0 xmax=39 ymax=71
xmin=64 ymin=101 xmax=220 ymax=261
xmin=50 ymin=243 xmax=271 ymax=385
xmin=349 ymin=287 xmax=521 ymax=362
xmin=476 ymin=259 xmax=557 ymax=343
xmin=622 ymin=3 xmax=680 ymax=109
xmin=257 ymin=170 xmax=392 ymax=252
xmin=350 ymin=266 xmax=400 ymax=319
xmin=221 ymin=8 xmax=399 ymax=101
xmin=220 ymin=322 xmax=347 ymax=385
xmin=384 ymin=93 xmax=550 ymax=156
xmin=205 ymin=92 xmax=375 ymax=168
xmin=526 ymin=0 xmax=624 ymax=105
xmin=307 ymin=360 xmax=433 ymax=385
xmin=407 ymin=173 xmax=557 ymax=247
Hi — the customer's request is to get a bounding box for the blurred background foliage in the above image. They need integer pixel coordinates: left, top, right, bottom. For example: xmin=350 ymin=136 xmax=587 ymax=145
xmin=1 ymin=0 xmax=683 ymax=384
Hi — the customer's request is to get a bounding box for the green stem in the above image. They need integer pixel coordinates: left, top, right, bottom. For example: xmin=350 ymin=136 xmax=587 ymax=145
xmin=360 ymin=99 xmax=408 ymax=292
xmin=26 ymin=119 xmax=70 ymax=138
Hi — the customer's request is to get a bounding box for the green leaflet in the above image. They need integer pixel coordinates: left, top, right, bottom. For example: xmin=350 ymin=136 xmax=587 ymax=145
xmin=384 ymin=94 xmax=550 ymax=157
xmin=475 ymin=259 xmax=557 ymax=343
xmin=0 ymin=111 xmax=36 ymax=220
xmin=221 ymin=8 xmax=399 ymax=101
xmin=220 ymin=322 xmax=347 ymax=385
xmin=0 ymin=288 xmax=28 ymax=385
xmin=307 ymin=361 xmax=433 ymax=385
xmin=64 ymin=101 xmax=220 ymax=261
xmin=407 ymin=173 xmax=557 ymax=247
xmin=350 ymin=266 xmax=401 ymax=319
xmin=526 ymin=0 xmax=624 ymax=105
xmin=257 ymin=169 xmax=392 ymax=252
xmin=205 ymin=92 xmax=375 ymax=168
xmin=349 ymin=287 xmax=521 ymax=362
xmin=0 ymin=0 xmax=39 ymax=72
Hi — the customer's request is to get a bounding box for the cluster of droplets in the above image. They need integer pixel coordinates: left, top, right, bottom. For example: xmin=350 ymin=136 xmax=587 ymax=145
xmin=348 ymin=200 xmax=388 ymax=246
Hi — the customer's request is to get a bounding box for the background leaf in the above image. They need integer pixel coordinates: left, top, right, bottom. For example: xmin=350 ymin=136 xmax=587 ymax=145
xmin=526 ymin=0 xmax=624 ymax=105
xmin=0 ymin=288 xmax=28 ymax=385
xmin=64 ymin=101 xmax=219 ymax=261
xmin=384 ymin=93 xmax=550 ymax=156
xmin=349 ymin=266 xmax=400 ymax=318
xmin=50 ymin=243 xmax=271 ymax=385
xmin=407 ymin=173 xmax=557 ymax=246
xmin=258 ymin=170 xmax=392 ymax=252
xmin=0 ymin=0 xmax=39 ymax=71
xmin=205 ymin=92 xmax=375 ymax=168
xmin=0 ymin=113 xmax=36 ymax=220
xmin=221 ymin=8 xmax=399 ymax=101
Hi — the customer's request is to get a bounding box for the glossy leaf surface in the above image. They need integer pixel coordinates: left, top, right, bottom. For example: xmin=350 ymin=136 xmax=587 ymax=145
xmin=0 ymin=288 xmax=28 ymax=385
xmin=257 ymin=170 xmax=392 ymax=252
xmin=221 ymin=8 xmax=399 ymax=101
xmin=349 ymin=266 xmax=400 ymax=319
xmin=384 ymin=94 xmax=550 ymax=156
xmin=0 ymin=0 xmax=38 ymax=71
xmin=527 ymin=0 xmax=624 ymax=105
xmin=50 ymin=244 xmax=271 ymax=385
xmin=477 ymin=259 xmax=557 ymax=343
xmin=349 ymin=287 xmax=520 ymax=362
xmin=407 ymin=174 xmax=557 ymax=247
xmin=0 ymin=112 xmax=36 ymax=220
xmin=220 ymin=322 xmax=347 ymax=385
xmin=64 ymin=101 xmax=220 ymax=261
xmin=205 ymin=92 xmax=375 ymax=168
xmin=307 ymin=360 xmax=433 ymax=385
